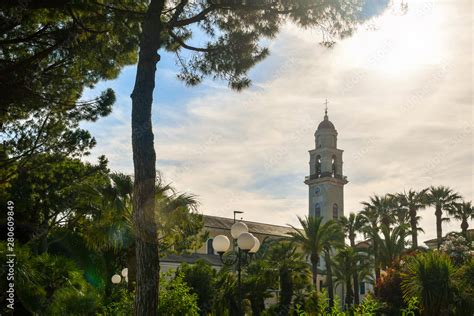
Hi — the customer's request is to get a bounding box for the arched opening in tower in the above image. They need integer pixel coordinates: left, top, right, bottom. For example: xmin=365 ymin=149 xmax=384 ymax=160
xmin=315 ymin=155 xmax=321 ymax=178
xmin=331 ymin=155 xmax=337 ymax=177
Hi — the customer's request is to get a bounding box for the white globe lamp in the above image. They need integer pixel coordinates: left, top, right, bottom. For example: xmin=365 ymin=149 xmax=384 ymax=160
xmin=121 ymin=268 xmax=128 ymax=278
xmin=249 ymin=236 xmax=260 ymax=254
xmin=213 ymin=235 xmax=231 ymax=254
xmin=111 ymin=274 xmax=121 ymax=284
xmin=237 ymin=232 xmax=256 ymax=251
xmin=231 ymin=221 xmax=248 ymax=239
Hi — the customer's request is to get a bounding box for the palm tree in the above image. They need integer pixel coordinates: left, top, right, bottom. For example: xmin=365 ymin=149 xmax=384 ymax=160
xmin=427 ymin=186 xmax=461 ymax=249
xmin=362 ymin=195 xmax=394 ymax=228
xmin=322 ymin=230 xmax=344 ymax=308
xmin=289 ymin=216 xmax=343 ymax=291
xmin=339 ymin=212 xmax=366 ymax=304
xmin=360 ymin=206 xmax=381 ymax=286
xmin=401 ymin=252 xmax=454 ymax=316
xmin=82 ymin=173 xmax=201 ymax=288
xmin=377 ymin=224 xmax=409 ymax=270
xmin=394 ymin=189 xmax=428 ymax=249
xmin=448 ymin=201 xmax=473 ymax=238
xmin=266 ymin=241 xmax=308 ymax=315
xmin=242 ymin=260 xmax=276 ymax=316
xmin=332 ymin=246 xmax=370 ymax=309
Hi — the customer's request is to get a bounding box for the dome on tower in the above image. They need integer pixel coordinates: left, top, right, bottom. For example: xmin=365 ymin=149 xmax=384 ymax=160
xmin=317 ymin=108 xmax=335 ymax=130
xmin=317 ymin=118 xmax=335 ymax=130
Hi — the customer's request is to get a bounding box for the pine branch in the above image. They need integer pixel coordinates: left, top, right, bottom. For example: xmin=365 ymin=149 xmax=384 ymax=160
xmin=168 ymin=30 xmax=217 ymax=52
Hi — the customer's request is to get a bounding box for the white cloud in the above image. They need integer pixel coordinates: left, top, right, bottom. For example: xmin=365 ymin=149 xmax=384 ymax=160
xmin=84 ymin=0 xmax=473 ymax=243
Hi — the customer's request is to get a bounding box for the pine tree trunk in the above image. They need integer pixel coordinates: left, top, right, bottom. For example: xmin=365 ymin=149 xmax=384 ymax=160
xmin=435 ymin=204 xmax=442 ymax=250
xmin=130 ymin=0 xmax=165 ymax=314
xmin=127 ymin=245 xmax=136 ymax=292
xmin=410 ymin=208 xmax=418 ymax=249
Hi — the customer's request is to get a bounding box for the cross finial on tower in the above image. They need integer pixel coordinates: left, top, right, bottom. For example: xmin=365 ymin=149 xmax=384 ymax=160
xmin=324 ymin=99 xmax=329 ymax=119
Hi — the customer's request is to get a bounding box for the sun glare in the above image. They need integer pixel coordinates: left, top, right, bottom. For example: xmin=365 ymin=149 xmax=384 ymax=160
xmin=346 ymin=1 xmax=446 ymax=75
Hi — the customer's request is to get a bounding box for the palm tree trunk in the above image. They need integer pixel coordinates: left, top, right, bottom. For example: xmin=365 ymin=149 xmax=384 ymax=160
xmin=324 ymin=252 xmax=335 ymax=307
xmin=131 ymin=0 xmax=165 ymax=314
xmin=311 ymin=258 xmax=319 ymax=290
xmin=435 ymin=204 xmax=443 ymax=250
xmin=350 ymin=238 xmax=360 ymax=305
xmin=345 ymin=278 xmax=353 ymax=308
xmin=373 ymin=241 xmax=380 ymax=295
xmin=279 ymin=267 xmax=292 ymax=315
xmin=410 ymin=208 xmax=418 ymax=249
xmin=461 ymin=220 xmax=468 ymax=237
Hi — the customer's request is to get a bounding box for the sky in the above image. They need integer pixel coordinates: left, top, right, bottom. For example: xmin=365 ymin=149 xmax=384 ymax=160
xmin=82 ymin=0 xmax=473 ymax=243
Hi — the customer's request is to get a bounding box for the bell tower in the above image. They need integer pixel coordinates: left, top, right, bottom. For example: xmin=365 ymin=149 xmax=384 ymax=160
xmin=305 ymin=101 xmax=347 ymax=222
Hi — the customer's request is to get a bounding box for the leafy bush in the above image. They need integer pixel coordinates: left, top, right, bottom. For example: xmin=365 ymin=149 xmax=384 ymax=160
xmin=401 ymin=251 xmax=454 ymax=315
xmin=48 ymin=285 xmax=100 ymax=315
xmin=0 ymin=243 xmax=101 ymax=315
xmin=375 ymin=267 xmax=405 ymax=315
xmin=98 ymin=287 xmax=134 ymax=316
xmin=440 ymin=234 xmax=471 ymax=266
xmin=400 ymin=297 xmax=420 ymax=316
xmin=451 ymin=258 xmax=474 ymax=315
xmin=179 ymin=259 xmax=217 ymax=315
xmin=353 ymin=294 xmax=383 ymax=315
xmin=158 ymin=271 xmax=200 ymax=316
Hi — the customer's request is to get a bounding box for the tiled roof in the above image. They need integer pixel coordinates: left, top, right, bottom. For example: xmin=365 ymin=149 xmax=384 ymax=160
xmin=423 ymin=228 xmax=474 ymax=246
xmin=161 ymin=253 xmax=223 ymax=266
xmin=203 ymin=215 xmax=294 ymax=237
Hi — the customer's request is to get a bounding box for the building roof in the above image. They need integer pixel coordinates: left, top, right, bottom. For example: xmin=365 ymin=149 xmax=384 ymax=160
xmin=317 ymin=110 xmax=336 ymax=130
xmin=424 ymin=229 xmax=474 ymax=248
xmin=161 ymin=253 xmax=223 ymax=266
xmin=203 ymin=215 xmax=294 ymax=238
xmin=355 ymin=240 xmax=372 ymax=249
xmin=317 ymin=118 xmax=335 ymax=130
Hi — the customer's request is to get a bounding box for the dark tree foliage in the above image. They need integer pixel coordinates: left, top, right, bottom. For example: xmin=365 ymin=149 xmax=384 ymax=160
xmin=1 ymin=0 xmax=392 ymax=314
xmin=0 ymin=1 xmax=144 ymax=181
xmin=452 ymin=259 xmax=474 ymax=315
xmin=0 ymin=154 xmax=109 ymax=252
xmin=0 ymin=0 xmax=144 ymax=122
xmin=179 ymin=259 xmax=217 ymax=315
xmin=375 ymin=267 xmax=406 ymax=316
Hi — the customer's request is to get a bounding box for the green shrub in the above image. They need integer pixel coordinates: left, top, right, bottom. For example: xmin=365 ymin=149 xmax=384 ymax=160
xmin=401 ymin=251 xmax=454 ymax=315
xmin=452 ymin=258 xmax=474 ymax=315
xmin=48 ymin=286 xmax=100 ymax=315
xmin=98 ymin=287 xmax=134 ymax=316
xmin=179 ymin=259 xmax=217 ymax=314
xmin=353 ymin=294 xmax=384 ymax=315
xmin=158 ymin=271 xmax=200 ymax=315
xmin=0 ymin=243 xmax=101 ymax=315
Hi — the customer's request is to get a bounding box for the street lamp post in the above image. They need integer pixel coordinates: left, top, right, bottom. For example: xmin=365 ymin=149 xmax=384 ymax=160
xmin=213 ymin=220 xmax=261 ymax=316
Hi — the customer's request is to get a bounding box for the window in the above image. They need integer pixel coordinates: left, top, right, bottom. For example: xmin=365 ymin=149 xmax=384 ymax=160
xmin=315 ymin=155 xmax=321 ymax=178
xmin=207 ymin=238 xmax=214 ymax=255
xmin=360 ymin=282 xmax=366 ymax=295
xmin=333 ymin=204 xmax=338 ymax=219
xmin=315 ymin=203 xmax=321 ymax=217
xmin=331 ymin=155 xmax=337 ymax=177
